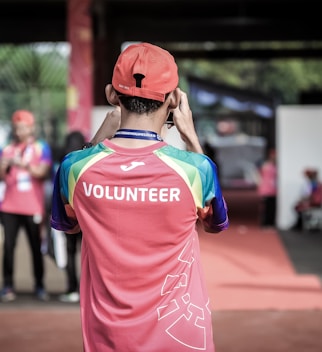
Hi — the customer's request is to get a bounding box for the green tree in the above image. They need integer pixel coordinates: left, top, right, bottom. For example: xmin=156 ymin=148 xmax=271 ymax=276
xmin=0 ymin=43 xmax=68 ymax=144
xmin=178 ymin=58 xmax=322 ymax=104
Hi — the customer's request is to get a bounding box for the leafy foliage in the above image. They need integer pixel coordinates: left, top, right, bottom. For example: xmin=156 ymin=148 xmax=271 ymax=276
xmin=1 ymin=42 xmax=322 ymax=146
xmin=178 ymin=58 xmax=322 ymax=104
xmin=0 ymin=43 xmax=68 ymax=144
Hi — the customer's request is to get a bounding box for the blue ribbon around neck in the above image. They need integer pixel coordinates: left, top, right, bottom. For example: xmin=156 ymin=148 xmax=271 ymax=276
xmin=113 ymin=129 xmax=163 ymax=141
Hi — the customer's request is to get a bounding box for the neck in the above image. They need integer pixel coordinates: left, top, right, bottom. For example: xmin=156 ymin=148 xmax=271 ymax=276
xmin=16 ymin=136 xmax=34 ymax=144
xmin=119 ymin=109 xmax=165 ymax=135
xmin=113 ymin=109 xmax=167 ymax=146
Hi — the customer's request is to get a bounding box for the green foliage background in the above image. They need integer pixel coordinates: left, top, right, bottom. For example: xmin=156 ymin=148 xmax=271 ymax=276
xmin=1 ymin=42 xmax=322 ymax=148
xmin=178 ymin=58 xmax=322 ymax=104
xmin=0 ymin=43 xmax=69 ymax=146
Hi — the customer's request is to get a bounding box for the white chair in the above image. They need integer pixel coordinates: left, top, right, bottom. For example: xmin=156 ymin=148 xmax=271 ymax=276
xmin=302 ymin=206 xmax=322 ymax=231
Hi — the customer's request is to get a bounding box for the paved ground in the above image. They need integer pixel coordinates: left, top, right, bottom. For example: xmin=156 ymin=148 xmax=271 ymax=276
xmin=1 ymin=306 xmax=322 ymax=352
xmin=279 ymin=228 xmax=322 ymax=280
xmin=0 ymin=189 xmax=322 ymax=351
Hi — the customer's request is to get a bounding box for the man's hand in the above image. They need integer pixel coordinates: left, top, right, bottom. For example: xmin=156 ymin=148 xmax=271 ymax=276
xmin=171 ymin=89 xmax=204 ymax=154
xmin=91 ymin=107 xmax=121 ymax=145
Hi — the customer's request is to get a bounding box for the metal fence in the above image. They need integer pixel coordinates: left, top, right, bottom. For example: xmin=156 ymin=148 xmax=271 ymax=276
xmin=0 ymin=42 xmax=70 ymax=145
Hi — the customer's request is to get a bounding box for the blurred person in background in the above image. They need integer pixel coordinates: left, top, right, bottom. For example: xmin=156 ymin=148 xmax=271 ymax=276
xmin=257 ymin=148 xmax=277 ymax=228
xmin=0 ymin=164 xmax=5 ymax=224
xmin=58 ymin=130 xmax=85 ymax=303
xmin=292 ymin=168 xmax=322 ymax=231
xmin=0 ymin=110 xmax=52 ymax=302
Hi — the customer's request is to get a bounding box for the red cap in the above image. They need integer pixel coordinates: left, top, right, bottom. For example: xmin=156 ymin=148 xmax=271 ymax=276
xmin=12 ymin=110 xmax=35 ymax=125
xmin=112 ymin=42 xmax=179 ymax=102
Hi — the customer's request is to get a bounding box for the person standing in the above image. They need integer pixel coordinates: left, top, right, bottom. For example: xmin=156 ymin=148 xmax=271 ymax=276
xmin=0 ymin=110 xmax=52 ymax=302
xmin=257 ymin=148 xmax=277 ymax=228
xmin=51 ymin=42 xmax=229 ymax=351
xmin=58 ymin=131 xmax=85 ymax=303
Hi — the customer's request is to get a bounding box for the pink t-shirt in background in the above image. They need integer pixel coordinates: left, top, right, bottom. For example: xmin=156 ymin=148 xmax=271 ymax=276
xmin=257 ymin=161 xmax=277 ymax=197
xmin=1 ymin=139 xmax=52 ymax=216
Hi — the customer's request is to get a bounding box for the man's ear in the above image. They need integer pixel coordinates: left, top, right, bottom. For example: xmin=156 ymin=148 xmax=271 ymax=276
xmin=167 ymin=88 xmax=181 ymax=110
xmin=105 ymin=84 xmax=119 ymax=106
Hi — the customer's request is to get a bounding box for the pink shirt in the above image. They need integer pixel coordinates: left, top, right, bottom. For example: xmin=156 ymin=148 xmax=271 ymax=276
xmin=51 ymin=140 xmax=229 ymax=351
xmin=1 ymin=139 xmax=52 ymax=216
xmin=257 ymin=161 xmax=277 ymax=196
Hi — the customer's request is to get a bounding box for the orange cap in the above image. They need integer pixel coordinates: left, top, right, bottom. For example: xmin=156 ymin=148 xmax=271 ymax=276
xmin=12 ymin=110 xmax=35 ymax=125
xmin=112 ymin=42 xmax=179 ymax=102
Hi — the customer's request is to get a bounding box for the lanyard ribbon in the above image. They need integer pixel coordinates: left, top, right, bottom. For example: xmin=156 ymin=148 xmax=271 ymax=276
xmin=113 ymin=129 xmax=163 ymax=141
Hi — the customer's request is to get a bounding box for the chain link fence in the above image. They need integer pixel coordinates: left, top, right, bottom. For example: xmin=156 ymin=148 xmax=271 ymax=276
xmin=0 ymin=42 xmax=70 ymax=147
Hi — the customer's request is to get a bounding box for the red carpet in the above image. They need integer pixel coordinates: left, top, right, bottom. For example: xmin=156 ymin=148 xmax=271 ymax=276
xmin=200 ymin=189 xmax=322 ymax=310
xmin=1 ymin=189 xmax=322 ymax=352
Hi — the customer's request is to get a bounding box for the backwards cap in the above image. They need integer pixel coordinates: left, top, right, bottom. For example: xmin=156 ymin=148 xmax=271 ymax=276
xmin=112 ymin=42 xmax=179 ymax=102
xmin=12 ymin=110 xmax=35 ymax=126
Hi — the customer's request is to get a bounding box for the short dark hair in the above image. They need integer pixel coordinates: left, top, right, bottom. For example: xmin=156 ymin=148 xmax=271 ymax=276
xmin=65 ymin=131 xmax=86 ymax=154
xmin=116 ymin=90 xmax=169 ymax=114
